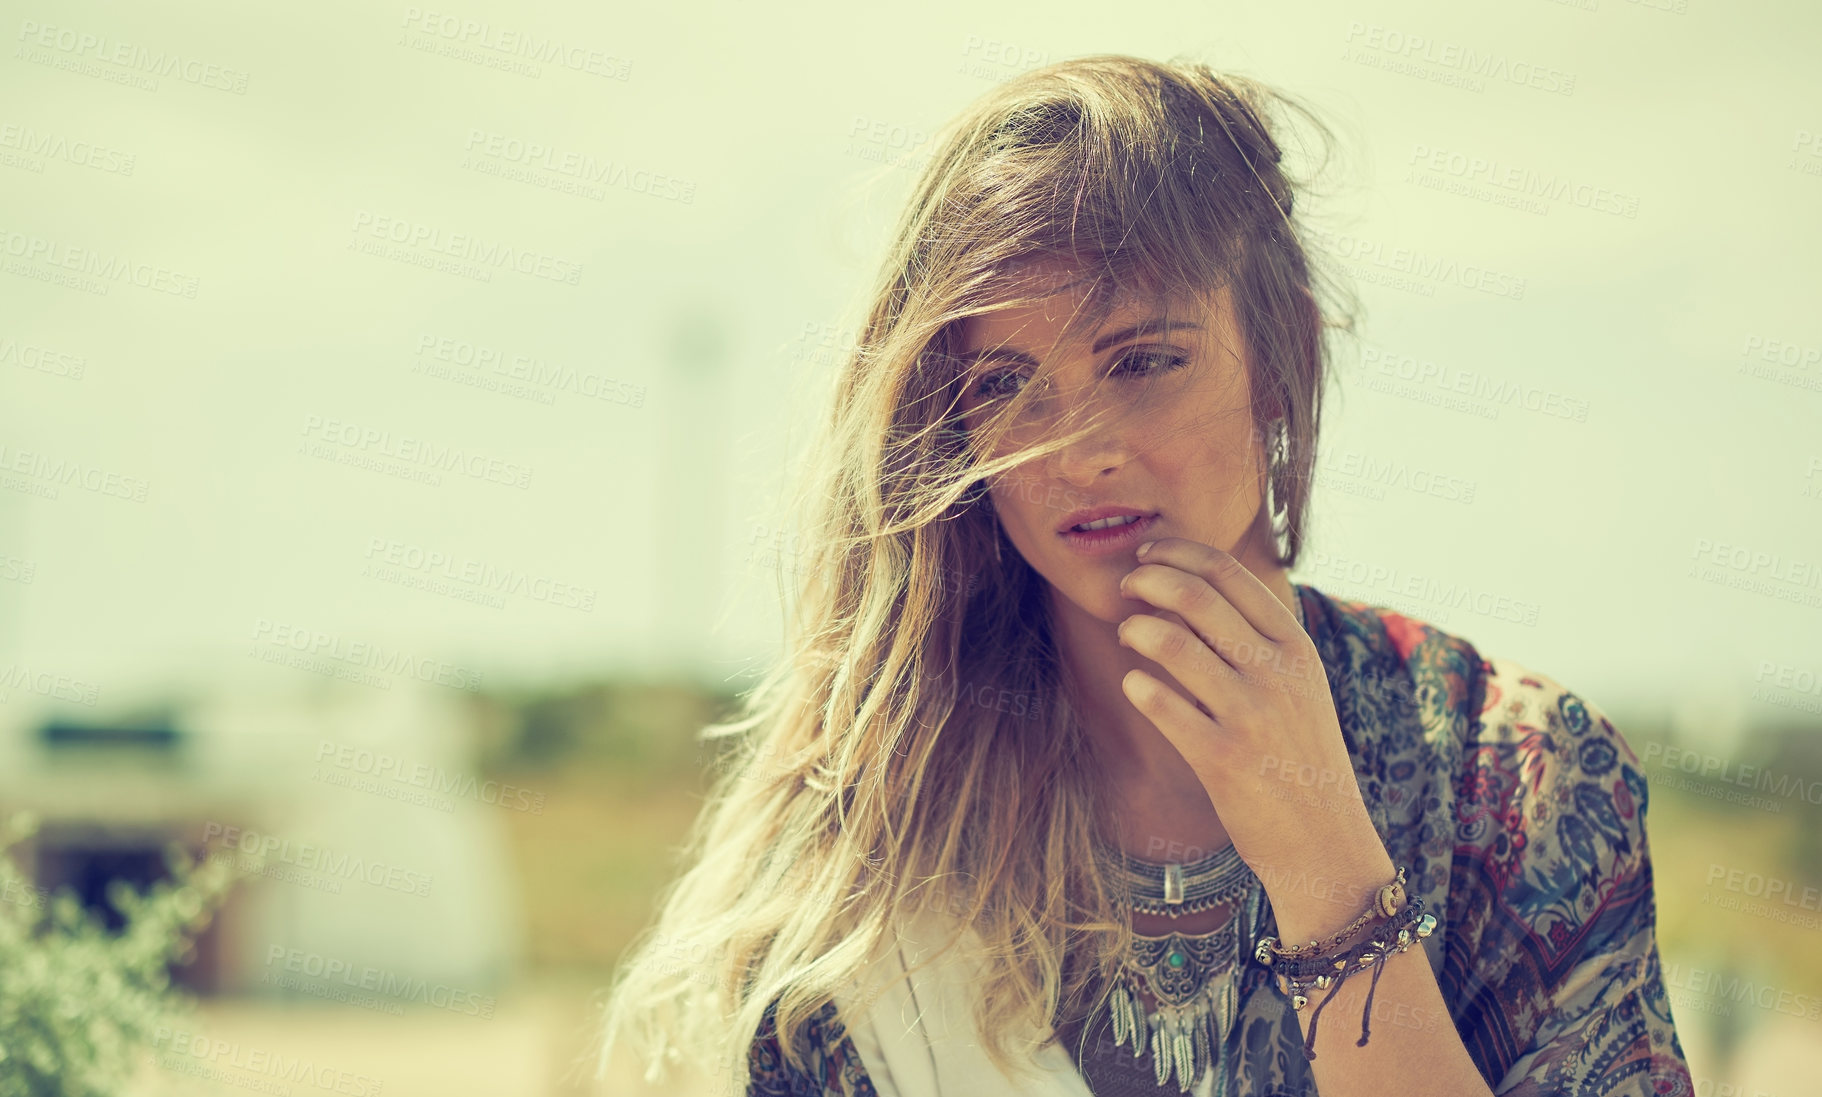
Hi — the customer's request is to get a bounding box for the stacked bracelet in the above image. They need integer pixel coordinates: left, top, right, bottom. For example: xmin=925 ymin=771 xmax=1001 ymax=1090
xmin=1251 ymin=866 xmax=1439 ymax=1061
xmin=1260 ymin=866 xmax=1411 ymax=963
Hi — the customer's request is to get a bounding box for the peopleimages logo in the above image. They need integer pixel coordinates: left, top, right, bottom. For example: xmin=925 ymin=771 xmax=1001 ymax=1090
xmin=0 ymin=335 xmax=86 ymax=379
xmin=398 ymin=7 xmax=632 ymax=80
xmin=349 ymin=210 xmax=583 ymax=285
xmin=1355 ymin=345 xmax=1591 ymax=423
xmin=1705 ymin=864 xmax=1822 ymax=911
xmin=262 ymin=946 xmax=495 ymax=1018
xmin=1406 ymin=144 xmax=1639 ymax=218
xmin=1301 ymin=550 xmax=1541 ymax=625
xmin=1318 ymin=448 xmax=1478 ymax=504
xmin=413 ymin=333 xmax=646 ymax=408
xmin=0 ymin=121 xmax=136 ymax=175
xmin=0 ymin=661 xmax=100 ymax=705
xmin=0 ymin=227 xmax=198 ymax=298
xmin=1660 ymin=963 xmax=1822 ymax=1021
xmin=1643 ymin=737 xmax=1822 ymax=808
xmin=151 ymin=1027 xmax=383 ymax=1097
xmin=299 ymin=413 xmax=534 ymax=489
xmin=14 ymin=19 xmax=250 ymax=93
xmin=364 ymin=536 xmax=598 ymax=612
xmin=1341 ymin=21 xmax=1576 ymax=96
xmin=1686 ymin=540 xmax=1822 ymax=613
xmin=461 ymin=129 xmax=694 ymax=204
xmin=1306 ymin=228 xmax=1526 ymax=300
xmin=202 ymin=822 xmax=433 ymax=897
xmin=314 ymin=740 xmax=546 ymax=814
xmin=249 ymin=618 xmax=486 ymax=692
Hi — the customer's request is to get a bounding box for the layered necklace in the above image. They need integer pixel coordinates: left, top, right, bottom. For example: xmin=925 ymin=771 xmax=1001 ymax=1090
xmin=1084 ymin=588 xmax=1304 ymax=1092
xmin=1095 ymin=840 xmax=1262 ymax=1094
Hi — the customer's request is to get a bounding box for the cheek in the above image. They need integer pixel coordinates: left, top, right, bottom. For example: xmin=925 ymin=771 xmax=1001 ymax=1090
xmin=1152 ymin=420 xmax=1258 ymax=476
xmin=990 ymin=473 xmax=1080 ymax=540
xmin=989 ymin=474 xmax=1040 ymax=528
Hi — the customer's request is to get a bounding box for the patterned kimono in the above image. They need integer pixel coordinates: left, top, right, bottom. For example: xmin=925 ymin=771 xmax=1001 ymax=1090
xmin=746 ymin=582 xmax=1696 ymax=1096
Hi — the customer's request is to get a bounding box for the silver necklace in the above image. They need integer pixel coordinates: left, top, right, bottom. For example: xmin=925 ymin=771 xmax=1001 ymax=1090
xmin=1096 ymin=842 xmax=1262 ymax=1093
xmin=1087 ymin=586 xmax=1299 ymax=1091
xmin=1102 ymin=841 xmax=1256 ymax=917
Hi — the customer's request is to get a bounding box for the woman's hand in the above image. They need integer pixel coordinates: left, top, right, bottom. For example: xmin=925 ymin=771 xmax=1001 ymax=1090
xmin=1114 ymin=536 xmax=1394 ymax=943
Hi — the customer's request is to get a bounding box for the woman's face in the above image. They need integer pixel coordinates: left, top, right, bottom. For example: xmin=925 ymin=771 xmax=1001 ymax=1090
xmin=956 ymin=271 xmax=1274 ymax=626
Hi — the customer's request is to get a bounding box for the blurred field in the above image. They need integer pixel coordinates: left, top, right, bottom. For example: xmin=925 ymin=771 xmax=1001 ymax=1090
xmin=475 ymin=680 xmax=731 ymax=974
xmin=116 ymin=682 xmax=1822 ymax=1097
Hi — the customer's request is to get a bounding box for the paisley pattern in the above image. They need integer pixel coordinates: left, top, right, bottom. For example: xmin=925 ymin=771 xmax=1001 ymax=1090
xmin=744 ymin=583 xmax=1694 ymax=1096
xmin=748 ymin=998 xmax=881 ymax=1097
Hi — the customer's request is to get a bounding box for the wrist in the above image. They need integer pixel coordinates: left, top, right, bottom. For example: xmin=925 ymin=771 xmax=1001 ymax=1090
xmin=1258 ymin=837 xmax=1396 ymax=946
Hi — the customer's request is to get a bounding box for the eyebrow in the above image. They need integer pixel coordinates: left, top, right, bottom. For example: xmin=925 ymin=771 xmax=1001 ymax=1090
xmin=957 ymin=318 xmax=1202 ymax=368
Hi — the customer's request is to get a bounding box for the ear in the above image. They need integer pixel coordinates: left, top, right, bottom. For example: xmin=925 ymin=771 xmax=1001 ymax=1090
xmin=1253 ymin=389 xmax=1286 ymax=429
xmin=1250 ymin=283 xmax=1320 ymax=428
xmin=1249 ymin=375 xmax=1289 ymax=454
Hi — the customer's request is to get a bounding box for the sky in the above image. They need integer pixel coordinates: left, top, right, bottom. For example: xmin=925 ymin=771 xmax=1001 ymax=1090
xmin=1 ymin=0 xmax=1818 ymax=745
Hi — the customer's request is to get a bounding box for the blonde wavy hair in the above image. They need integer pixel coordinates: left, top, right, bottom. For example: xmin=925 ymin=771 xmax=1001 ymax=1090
xmin=592 ymin=53 xmax=1357 ymax=1092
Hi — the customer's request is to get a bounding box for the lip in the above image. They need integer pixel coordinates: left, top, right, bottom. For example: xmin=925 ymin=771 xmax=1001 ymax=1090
xmin=1056 ymin=508 xmax=1158 ymax=555
xmin=1056 ymin=505 xmax=1157 ymax=534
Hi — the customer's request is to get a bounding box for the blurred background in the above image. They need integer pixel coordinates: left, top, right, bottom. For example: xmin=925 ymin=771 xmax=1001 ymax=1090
xmin=1 ymin=0 xmax=1818 ymax=1094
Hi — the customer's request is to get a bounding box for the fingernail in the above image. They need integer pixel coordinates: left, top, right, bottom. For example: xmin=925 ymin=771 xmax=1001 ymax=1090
xmin=1137 ymin=540 xmax=1155 ymax=558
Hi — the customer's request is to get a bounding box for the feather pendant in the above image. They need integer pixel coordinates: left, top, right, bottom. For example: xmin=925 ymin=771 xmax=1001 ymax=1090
xmin=1110 ymin=984 xmax=1131 ymax=1047
xmin=1193 ymin=1007 xmax=1212 ymax=1087
xmin=1102 ymin=875 xmax=1258 ymax=1092
xmin=1211 ymin=1025 xmax=1230 ymax=1097
xmin=1212 ymin=976 xmax=1237 ymax=1043
xmin=1130 ymin=989 xmax=1149 ymax=1058
xmin=1152 ymin=1019 xmax=1171 ymax=1087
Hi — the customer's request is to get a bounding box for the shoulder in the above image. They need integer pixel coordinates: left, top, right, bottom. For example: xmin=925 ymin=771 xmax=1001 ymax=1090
xmin=1464 ymin=654 xmax=1648 ymax=828
xmin=1304 ymin=584 xmax=1653 ymax=870
xmin=1435 ymin=661 xmax=1691 ymax=1091
xmin=1297 ymin=585 xmax=1489 ymax=742
xmin=749 ymin=999 xmax=880 ymax=1097
xmin=1473 ymin=656 xmax=1626 ymax=752
xmin=1305 ymin=585 xmax=1643 ymax=812
xmin=1452 ymin=654 xmax=1657 ymax=933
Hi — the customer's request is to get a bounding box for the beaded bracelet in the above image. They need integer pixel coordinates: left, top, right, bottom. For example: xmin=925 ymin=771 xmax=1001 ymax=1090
xmin=1258 ymin=866 xmax=1410 ymax=963
xmin=1254 ymin=893 xmax=1438 ymax=1060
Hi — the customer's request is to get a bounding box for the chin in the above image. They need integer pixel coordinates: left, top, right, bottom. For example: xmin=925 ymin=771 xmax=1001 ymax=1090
xmin=1050 ymin=577 xmax=1131 ymax=626
xmin=1093 ymin=596 xmax=1132 ymax=626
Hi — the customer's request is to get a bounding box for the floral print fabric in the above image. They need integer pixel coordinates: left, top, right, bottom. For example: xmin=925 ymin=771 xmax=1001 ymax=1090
xmin=746 ymin=583 xmax=1695 ymax=1096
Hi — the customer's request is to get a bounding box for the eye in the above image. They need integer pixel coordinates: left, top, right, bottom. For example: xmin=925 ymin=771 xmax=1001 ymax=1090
xmin=968 ymin=351 xmax=1188 ymax=402
xmin=1114 ymin=349 xmax=1191 ymax=376
xmin=973 ymin=368 xmax=1029 ymax=400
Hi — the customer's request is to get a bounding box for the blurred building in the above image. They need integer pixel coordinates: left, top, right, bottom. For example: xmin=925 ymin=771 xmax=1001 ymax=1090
xmin=0 ymin=676 xmax=523 ymax=1001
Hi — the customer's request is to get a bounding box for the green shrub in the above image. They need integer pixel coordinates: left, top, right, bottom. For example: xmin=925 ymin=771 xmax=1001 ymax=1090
xmin=0 ymin=812 xmax=239 ymax=1097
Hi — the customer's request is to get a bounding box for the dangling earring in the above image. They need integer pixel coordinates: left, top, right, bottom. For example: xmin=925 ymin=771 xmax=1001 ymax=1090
xmin=993 ymin=527 xmax=1003 ymax=565
xmin=1268 ymin=418 xmax=1290 ymax=517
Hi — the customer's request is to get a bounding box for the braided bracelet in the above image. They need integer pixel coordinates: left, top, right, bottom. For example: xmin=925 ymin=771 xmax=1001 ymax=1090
xmin=1258 ymin=866 xmax=1410 ymax=963
xmin=1254 ymin=895 xmax=1438 ymax=1060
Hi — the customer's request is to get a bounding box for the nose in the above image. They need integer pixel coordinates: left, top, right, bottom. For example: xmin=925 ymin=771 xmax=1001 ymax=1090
xmin=1049 ymin=408 xmax=1136 ymax=486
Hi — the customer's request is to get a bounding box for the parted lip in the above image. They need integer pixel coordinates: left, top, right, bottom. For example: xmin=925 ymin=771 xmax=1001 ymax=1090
xmin=1056 ymin=505 xmax=1156 ymax=534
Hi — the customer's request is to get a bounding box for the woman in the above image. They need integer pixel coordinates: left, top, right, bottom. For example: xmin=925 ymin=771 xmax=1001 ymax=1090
xmin=594 ymin=55 xmax=1694 ymax=1097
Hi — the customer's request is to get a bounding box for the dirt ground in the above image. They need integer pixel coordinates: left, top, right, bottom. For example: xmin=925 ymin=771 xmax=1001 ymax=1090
xmin=121 ymin=972 xmax=1821 ymax=1097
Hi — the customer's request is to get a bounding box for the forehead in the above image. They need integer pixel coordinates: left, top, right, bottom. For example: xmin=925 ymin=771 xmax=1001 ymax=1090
xmin=956 ymin=272 xmax=1220 ymax=353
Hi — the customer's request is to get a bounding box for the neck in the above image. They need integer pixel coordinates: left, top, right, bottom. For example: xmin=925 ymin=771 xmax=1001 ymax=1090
xmin=1052 ymin=506 xmax=1298 ymax=857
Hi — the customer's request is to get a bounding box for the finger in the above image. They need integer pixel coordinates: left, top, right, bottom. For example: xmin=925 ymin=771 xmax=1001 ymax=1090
xmin=1117 ymin=611 xmax=1244 ymax=718
xmin=1133 ymin=537 xmax=1300 ymax=644
xmin=1121 ymin=565 xmax=1267 ymax=672
xmin=1120 ymin=666 xmax=1228 ymax=770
